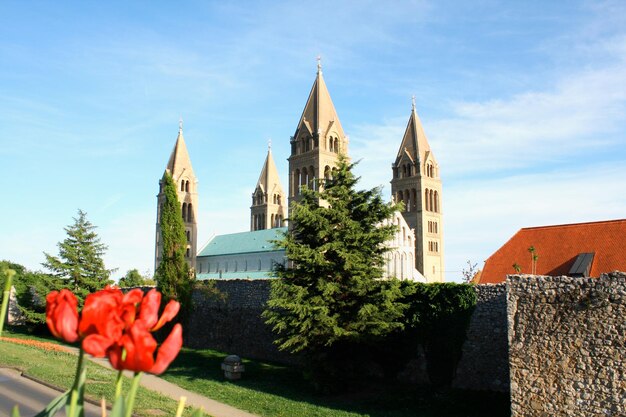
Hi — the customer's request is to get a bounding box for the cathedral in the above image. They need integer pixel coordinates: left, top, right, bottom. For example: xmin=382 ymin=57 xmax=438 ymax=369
xmin=155 ymin=62 xmax=445 ymax=282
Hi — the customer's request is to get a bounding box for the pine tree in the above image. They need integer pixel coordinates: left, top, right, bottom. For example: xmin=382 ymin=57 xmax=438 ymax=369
xmin=154 ymin=173 xmax=192 ymax=312
xmin=263 ymin=155 xmax=405 ymax=367
xmin=42 ymin=210 xmax=112 ymax=301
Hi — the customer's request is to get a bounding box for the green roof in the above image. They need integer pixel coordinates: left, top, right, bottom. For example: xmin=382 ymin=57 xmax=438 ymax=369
xmin=196 ymin=271 xmax=275 ymax=280
xmin=198 ymin=227 xmax=287 ymax=257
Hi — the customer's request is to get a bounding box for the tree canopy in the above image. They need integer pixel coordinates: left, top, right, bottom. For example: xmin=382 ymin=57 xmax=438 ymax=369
xmin=263 ymin=155 xmax=405 ymax=356
xmin=42 ymin=210 xmax=112 ymax=302
xmin=154 ymin=173 xmax=193 ymax=313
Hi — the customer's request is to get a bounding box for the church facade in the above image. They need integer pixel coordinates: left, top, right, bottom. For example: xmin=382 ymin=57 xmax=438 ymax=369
xmin=155 ymin=64 xmax=444 ymax=282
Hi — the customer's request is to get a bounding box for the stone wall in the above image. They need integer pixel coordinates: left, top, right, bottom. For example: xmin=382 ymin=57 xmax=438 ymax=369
xmin=508 ymin=273 xmax=626 ymax=417
xmin=453 ymin=283 xmax=509 ymax=392
xmin=186 ymin=279 xmax=297 ymax=364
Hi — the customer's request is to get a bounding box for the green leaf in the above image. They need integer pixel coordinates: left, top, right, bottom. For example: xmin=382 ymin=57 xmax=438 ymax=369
xmin=12 ymin=405 xmax=20 ymax=417
xmin=108 ymin=395 xmax=127 ymax=417
xmin=33 ymin=390 xmax=70 ymax=417
xmin=189 ymin=408 xmax=205 ymax=417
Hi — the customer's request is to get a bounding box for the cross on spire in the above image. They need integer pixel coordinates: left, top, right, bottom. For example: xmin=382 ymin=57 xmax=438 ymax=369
xmin=412 ymin=95 xmax=416 ymax=111
xmin=179 ymin=116 xmax=183 ymax=133
xmin=316 ymin=55 xmax=322 ymax=73
xmin=268 ymin=138 xmax=272 ymax=150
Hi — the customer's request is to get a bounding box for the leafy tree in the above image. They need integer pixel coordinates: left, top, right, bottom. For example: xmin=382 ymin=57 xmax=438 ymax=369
xmin=42 ymin=210 xmax=113 ymax=302
xmin=0 ymin=260 xmax=62 ymax=328
xmin=154 ymin=173 xmax=193 ymax=314
xmin=263 ymin=155 xmax=404 ymax=388
xmin=118 ymin=269 xmax=152 ymax=287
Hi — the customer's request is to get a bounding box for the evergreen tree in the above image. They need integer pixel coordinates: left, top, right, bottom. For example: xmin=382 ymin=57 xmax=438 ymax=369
xmin=43 ymin=210 xmax=112 ymax=301
xmin=263 ymin=155 xmax=405 ymax=386
xmin=154 ymin=173 xmax=193 ymax=312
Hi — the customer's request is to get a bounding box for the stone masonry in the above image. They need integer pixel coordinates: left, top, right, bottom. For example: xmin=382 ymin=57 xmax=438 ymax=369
xmin=186 ymin=279 xmax=297 ymax=364
xmin=508 ymin=273 xmax=626 ymax=417
xmin=453 ymin=283 xmax=509 ymax=392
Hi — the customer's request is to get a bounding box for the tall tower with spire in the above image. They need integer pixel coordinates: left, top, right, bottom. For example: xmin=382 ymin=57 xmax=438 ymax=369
xmin=154 ymin=120 xmax=198 ymax=272
xmin=288 ymin=59 xmax=349 ymax=211
xmin=390 ymin=99 xmax=444 ymax=282
xmin=251 ymin=142 xmax=286 ymax=230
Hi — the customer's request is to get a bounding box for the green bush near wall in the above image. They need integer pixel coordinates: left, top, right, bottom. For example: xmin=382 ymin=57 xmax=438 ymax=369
xmin=404 ymin=282 xmax=477 ymax=386
xmin=377 ymin=281 xmax=477 ymax=387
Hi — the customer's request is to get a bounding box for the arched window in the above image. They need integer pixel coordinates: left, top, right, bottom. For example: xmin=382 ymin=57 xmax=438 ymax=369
xmin=182 ymin=203 xmax=187 ymax=221
xmin=405 ymin=189 xmax=410 ymax=211
xmin=324 ymin=165 xmax=331 ymax=179
xmin=295 ymin=169 xmax=301 ymax=194
xmin=180 ymin=181 xmax=185 ymax=192
xmin=277 ymin=195 xmax=281 ymax=205
xmin=309 ymin=165 xmax=315 ymax=190
xmin=271 ymin=214 xmax=275 ymax=228
xmin=402 ymin=165 xmax=407 ymax=178
xmin=187 ymin=203 xmax=193 ymax=222
xmin=425 ymin=189 xmax=430 ymax=211
xmin=429 ymin=190 xmax=435 ymax=211
xmin=185 ymin=180 xmax=190 ymax=192
xmin=335 ymin=138 xmax=339 ymax=153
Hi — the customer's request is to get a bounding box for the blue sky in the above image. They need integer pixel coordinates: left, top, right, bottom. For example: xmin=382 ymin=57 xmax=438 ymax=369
xmin=1 ymin=1 xmax=625 ymax=281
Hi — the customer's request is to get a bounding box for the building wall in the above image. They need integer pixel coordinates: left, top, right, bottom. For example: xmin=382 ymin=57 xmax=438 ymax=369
xmin=196 ymin=251 xmax=285 ymax=277
xmin=186 ymin=279 xmax=297 ymax=363
xmin=508 ymin=273 xmax=626 ymax=417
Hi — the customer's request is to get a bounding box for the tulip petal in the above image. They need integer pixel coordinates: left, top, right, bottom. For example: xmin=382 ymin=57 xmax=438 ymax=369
xmin=151 ymin=300 xmax=180 ymax=331
xmin=149 ymin=324 xmax=183 ymax=375
xmin=82 ymin=334 xmax=114 ymax=357
xmin=46 ymin=290 xmax=79 ymax=343
xmin=123 ymin=288 xmax=144 ymax=305
xmin=138 ymin=289 xmax=161 ymax=329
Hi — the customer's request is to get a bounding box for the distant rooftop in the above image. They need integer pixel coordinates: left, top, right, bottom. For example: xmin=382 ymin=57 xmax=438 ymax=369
xmin=479 ymin=219 xmax=626 ymax=284
xmin=198 ymin=227 xmax=287 ymax=257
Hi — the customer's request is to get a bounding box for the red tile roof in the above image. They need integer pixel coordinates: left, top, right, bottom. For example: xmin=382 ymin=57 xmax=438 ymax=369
xmin=478 ymin=219 xmax=626 ymax=284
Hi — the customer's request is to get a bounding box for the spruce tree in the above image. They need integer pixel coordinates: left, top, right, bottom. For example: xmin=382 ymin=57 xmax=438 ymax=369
xmin=263 ymin=155 xmax=405 ymax=386
xmin=43 ymin=210 xmax=112 ymax=302
xmin=154 ymin=173 xmax=192 ymax=311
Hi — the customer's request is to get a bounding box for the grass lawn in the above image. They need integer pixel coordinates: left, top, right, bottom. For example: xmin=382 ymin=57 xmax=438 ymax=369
xmin=0 ymin=329 xmax=202 ymax=417
xmin=162 ymin=347 xmax=511 ymax=417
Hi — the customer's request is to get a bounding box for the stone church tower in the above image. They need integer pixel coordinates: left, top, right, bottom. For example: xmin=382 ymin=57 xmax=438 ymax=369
xmin=155 ymin=121 xmax=198 ymax=272
xmin=390 ymin=99 xmax=444 ymax=282
xmin=288 ymin=61 xmax=349 ymax=210
xmin=251 ymin=143 xmax=286 ymax=230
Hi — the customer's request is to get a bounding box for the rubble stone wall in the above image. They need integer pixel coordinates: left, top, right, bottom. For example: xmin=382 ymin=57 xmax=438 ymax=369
xmin=508 ymin=273 xmax=626 ymax=417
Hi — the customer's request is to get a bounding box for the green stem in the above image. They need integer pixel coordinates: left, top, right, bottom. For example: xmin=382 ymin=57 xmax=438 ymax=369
xmin=68 ymin=349 xmax=86 ymax=417
xmin=0 ymin=269 xmax=15 ymax=337
xmin=115 ymin=369 xmax=124 ymax=399
xmin=125 ymin=372 xmax=142 ymax=417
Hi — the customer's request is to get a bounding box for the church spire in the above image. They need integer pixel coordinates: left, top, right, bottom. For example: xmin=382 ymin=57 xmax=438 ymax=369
xmin=390 ymin=100 xmax=444 ymax=282
xmin=288 ymin=61 xmax=350 ymax=210
xmin=251 ymin=143 xmax=286 ymax=231
xmin=156 ymin=120 xmax=198 ymax=272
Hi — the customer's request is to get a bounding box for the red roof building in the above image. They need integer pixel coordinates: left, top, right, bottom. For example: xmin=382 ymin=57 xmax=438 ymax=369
xmin=478 ymin=219 xmax=626 ymax=284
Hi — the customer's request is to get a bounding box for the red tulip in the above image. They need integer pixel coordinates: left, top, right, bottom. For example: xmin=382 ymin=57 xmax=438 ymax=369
xmin=46 ymin=289 xmax=79 ymax=343
xmin=137 ymin=289 xmax=180 ymax=331
xmin=150 ymin=323 xmax=183 ymax=374
xmin=108 ymin=322 xmax=182 ymax=375
xmin=79 ymin=287 xmax=125 ymax=356
xmin=46 ymin=286 xmax=183 ymax=375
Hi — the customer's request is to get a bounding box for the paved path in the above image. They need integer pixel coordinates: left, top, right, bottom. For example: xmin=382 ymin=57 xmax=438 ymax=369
xmin=85 ymin=355 xmax=258 ymax=417
xmin=0 ymin=368 xmax=102 ymax=417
